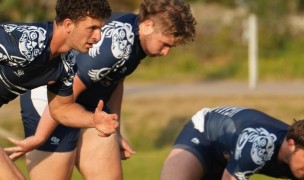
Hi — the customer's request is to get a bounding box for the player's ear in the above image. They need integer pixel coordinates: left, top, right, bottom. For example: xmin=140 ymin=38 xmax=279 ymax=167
xmin=62 ymin=19 xmax=73 ymax=33
xmin=287 ymin=139 xmax=296 ymax=151
xmin=141 ymin=19 xmax=154 ymax=35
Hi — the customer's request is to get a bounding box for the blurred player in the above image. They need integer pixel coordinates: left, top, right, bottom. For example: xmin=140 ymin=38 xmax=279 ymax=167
xmin=160 ymin=106 xmax=304 ymax=180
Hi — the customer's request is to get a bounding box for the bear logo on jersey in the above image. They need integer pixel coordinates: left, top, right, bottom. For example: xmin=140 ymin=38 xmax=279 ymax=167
xmin=235 ymin=127 xmax=276 ymax=165
xmin=88 ymin=21 xmax=134 ymax=83
xmin=234 ymin=127 xmax=277 ymax=180
xmin=0 ymin=24 xmax=46 ymax=67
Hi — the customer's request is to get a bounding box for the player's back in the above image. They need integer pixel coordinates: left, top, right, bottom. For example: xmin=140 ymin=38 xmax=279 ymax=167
xmin=204 ymin=106 xmax=288 ymax=152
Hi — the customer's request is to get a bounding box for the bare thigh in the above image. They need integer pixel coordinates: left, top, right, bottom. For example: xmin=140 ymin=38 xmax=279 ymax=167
xmin=160 ymin=148 xmax=204 ymax=180
xmin=26 ymin=149 xmax=76 ymax=180
xmin=76 ymin=128 xmax=122 ymax=180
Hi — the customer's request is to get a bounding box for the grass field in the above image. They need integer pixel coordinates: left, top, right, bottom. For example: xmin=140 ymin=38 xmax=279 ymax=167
xmin=0 ymin=81 xmax=303 ymax=180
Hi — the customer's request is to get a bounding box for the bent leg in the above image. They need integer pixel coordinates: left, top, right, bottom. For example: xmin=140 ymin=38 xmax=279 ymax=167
xmin=76 ymin=128 xmax=122 ymax=180
xmin=0 ymin=148 xmax=25 ymax=180
xmin=26 ymin=149 xmax=76 ymax=180
xmin=160 ymin=148 xmax=204 ymax=180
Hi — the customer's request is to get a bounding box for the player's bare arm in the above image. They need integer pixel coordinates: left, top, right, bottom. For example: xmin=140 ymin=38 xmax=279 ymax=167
xmin=47 ymin=91 xmax=119 ymax=135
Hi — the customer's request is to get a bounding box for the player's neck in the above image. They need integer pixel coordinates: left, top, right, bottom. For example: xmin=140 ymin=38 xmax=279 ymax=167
xmin=278 ymin=138 xmax=290 ymax=164
xmin=49 ymin=21 xmax=71 ymax=60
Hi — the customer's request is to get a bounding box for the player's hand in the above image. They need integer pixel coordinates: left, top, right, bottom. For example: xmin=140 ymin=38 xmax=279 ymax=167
xmin=4 ymin=136 xmax=44 ymax=161
xmin=119 ymin=135 xmax=135 ymax=160
xmin=93 ymin=100 xmax=119 ymax=137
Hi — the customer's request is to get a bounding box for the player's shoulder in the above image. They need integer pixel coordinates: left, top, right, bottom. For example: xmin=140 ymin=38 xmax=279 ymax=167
xmin=0 ymin=21 xmax=51 ymax=32
xmin=0 ymin=22 xmax=52 ymax=62
xmin=0 ymin=21 xmax=52 ymax=43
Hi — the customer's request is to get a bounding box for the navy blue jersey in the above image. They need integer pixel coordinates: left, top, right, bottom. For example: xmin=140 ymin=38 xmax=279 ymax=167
xmin=176 ymin=106 xmax=295 ymax=180
xmin=75 ymin=13 xmax=146 ymax=111
xmin=0 ymin=22 xmax=75 ymax=104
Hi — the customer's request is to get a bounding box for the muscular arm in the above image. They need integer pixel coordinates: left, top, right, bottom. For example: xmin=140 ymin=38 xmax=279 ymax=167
xmin=37 ymin=75 xmax=117 ymax=142
xmin=48 ymin=75 xmax=118 ymax=132
xmin=36 ymin=75 xmax=89 ymax=140
xmin=5 ymin=76 xmax=119 ymax=158
xmin=33 ymin=104 xmax=59 ymax=144
xmin=47 ymin=94 xmax=94 ymax=128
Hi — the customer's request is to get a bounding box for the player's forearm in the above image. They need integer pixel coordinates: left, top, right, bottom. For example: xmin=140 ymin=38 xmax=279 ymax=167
xmin=47 ymin=91 xmax=95 ymax=128
xmin=50 ymin=102 xmax=95 ymax=128
xmin=33 ymin=106 xmax=59 ymax=144
xmin=48 ymin=91 xmax=118 ymax=136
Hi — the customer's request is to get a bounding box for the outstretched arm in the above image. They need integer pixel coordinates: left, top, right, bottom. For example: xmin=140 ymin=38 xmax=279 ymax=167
xmin=5 ymin=76 xmax=118 ymax=159
xmin=4 ymin=105 xmax=58 ymax=160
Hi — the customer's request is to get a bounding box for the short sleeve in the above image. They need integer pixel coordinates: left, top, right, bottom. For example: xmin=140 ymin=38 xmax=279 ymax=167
xmin=47 ymin=81 xmax=73 ymax=96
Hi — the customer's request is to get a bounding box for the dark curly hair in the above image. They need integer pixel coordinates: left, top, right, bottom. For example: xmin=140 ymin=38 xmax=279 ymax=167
xmin=286 ymin=119 xmax=304 ymax=148
xmin=138 ymin=0 xmax=196 ymax=45
xmin=55 ymin=0 xmax=111 ymax=24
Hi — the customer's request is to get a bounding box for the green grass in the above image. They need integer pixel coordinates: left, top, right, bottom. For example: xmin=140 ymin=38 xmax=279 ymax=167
xmin=15 ymin=158 xmax=29 ymax=179
xmin=122 ymin=147 xmax=169 ymax=180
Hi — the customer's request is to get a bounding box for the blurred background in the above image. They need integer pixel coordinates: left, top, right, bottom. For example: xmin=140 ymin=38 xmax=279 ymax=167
xmin=2 ymin=0 xmax=304 ymax=83
xmin=1 ymin=0 xmax=304 ymax=179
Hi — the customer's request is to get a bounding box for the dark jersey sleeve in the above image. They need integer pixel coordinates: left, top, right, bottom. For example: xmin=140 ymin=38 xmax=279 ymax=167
xmin=47 ymin=51 xmax=77 ymax=96
xmin=47 ymin=80 xmax=73 ymax=96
